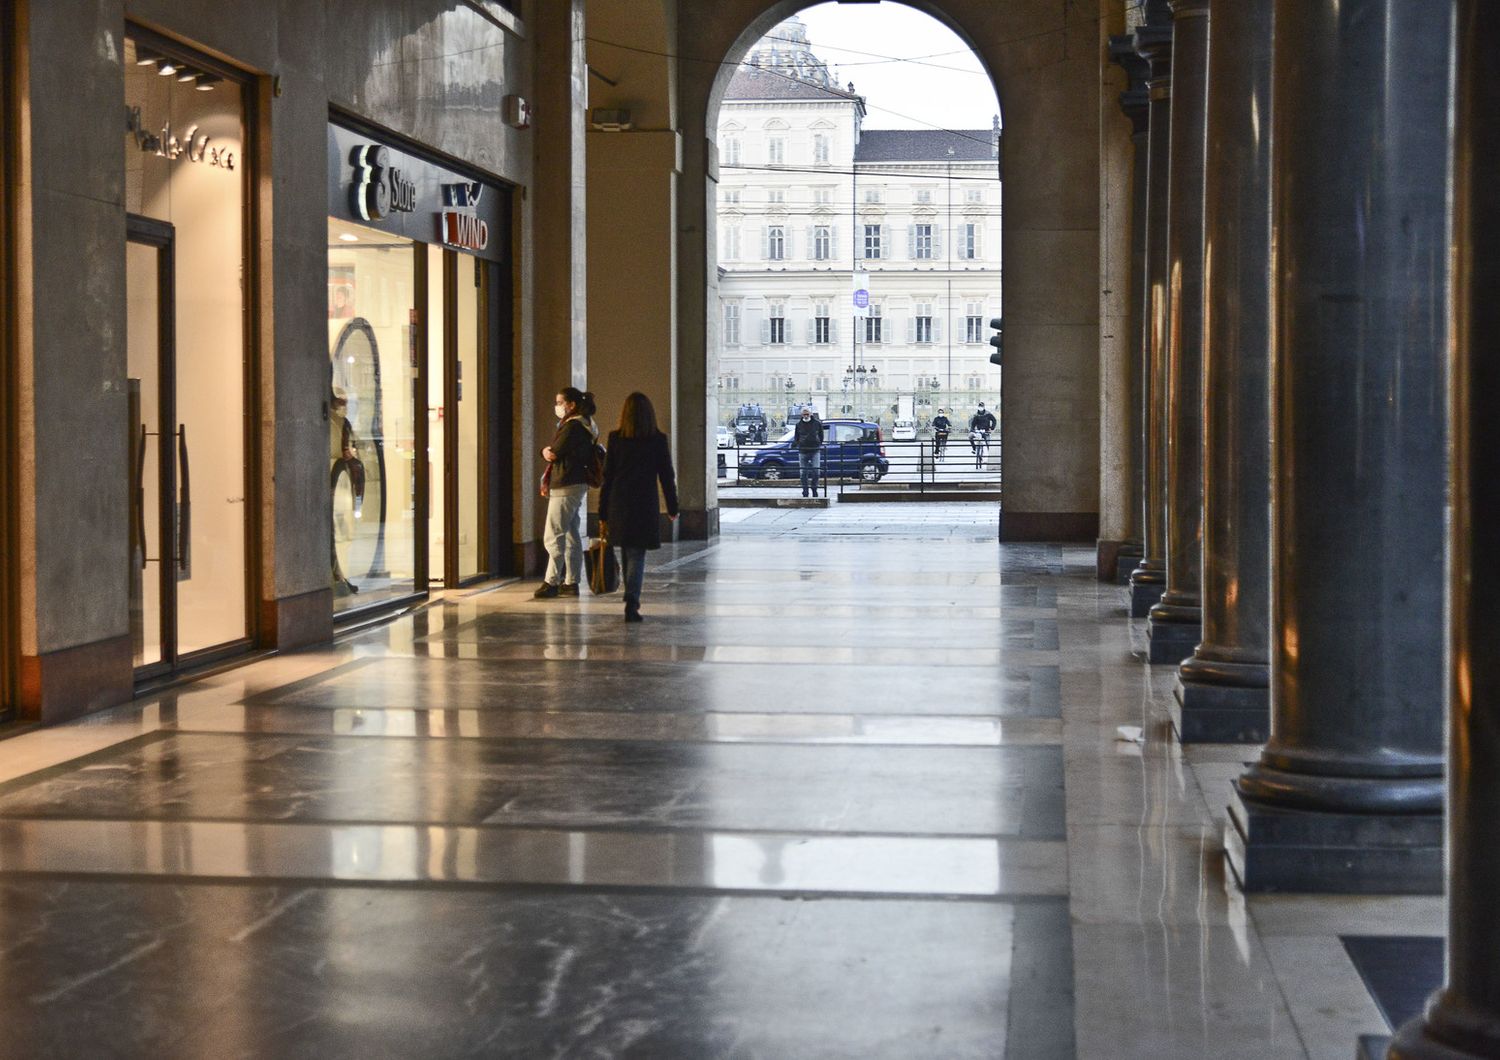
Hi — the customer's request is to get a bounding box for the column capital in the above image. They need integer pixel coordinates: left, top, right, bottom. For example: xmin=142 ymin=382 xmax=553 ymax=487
xmin=1169 ymin=0 xmax=1211 ymax=18
xmin=1133 ymin=24 xmax=1174 ymax=81
xmin=1108 ymin=34 xmax=1151 ymax=132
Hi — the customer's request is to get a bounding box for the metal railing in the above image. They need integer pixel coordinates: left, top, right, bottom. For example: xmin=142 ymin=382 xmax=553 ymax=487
xmin=717 ymin=433 xmax=1001 ymax=497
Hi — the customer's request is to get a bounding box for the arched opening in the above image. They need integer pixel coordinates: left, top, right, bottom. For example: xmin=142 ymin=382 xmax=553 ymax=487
xmin=705 ymin=3 xmax=1003 ymax=508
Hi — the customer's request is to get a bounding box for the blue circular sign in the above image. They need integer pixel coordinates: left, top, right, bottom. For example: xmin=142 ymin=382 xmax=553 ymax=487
xmin=853 ymin=290 xmax=870 ymax=308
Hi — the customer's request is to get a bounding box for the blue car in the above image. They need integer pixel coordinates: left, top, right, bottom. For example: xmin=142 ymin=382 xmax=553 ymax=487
xmin=737 ymin=418 xmax=890 ymax=483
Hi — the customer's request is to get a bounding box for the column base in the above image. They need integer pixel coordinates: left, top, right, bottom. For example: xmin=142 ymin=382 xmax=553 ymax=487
xmin=1173 ymin=656 xmax=1269 ymax=743
xmin=1115 ymin=550 xmax=1142 ymax=585
xmin=1128 ymin=564 xmax=1166 ymax=618
xmin=1146 ymin=602 xmax=1200 ymax=664
xmin=1225 ymin=787 xmax=1443 ymax=895
xmin=1389 ymin=993 xmax=1500 ymax=1059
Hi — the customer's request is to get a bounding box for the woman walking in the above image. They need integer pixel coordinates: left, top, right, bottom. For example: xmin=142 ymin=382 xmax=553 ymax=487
xmin=534 ymin=387 xmax=598 ymax=599
xmin=599 ymin=392 xmax=679 ymax=622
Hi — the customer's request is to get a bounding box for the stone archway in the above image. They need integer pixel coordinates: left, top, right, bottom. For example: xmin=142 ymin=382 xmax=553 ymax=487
xmin=677 ymin=0 xmax=1101 ymax=540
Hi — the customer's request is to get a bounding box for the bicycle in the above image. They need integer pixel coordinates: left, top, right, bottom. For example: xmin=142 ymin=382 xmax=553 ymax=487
xmin=969 ymin=428 xmax=991 ymax=470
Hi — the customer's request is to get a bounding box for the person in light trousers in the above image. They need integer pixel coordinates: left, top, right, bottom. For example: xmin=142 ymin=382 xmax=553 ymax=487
xmin=534 ymin=387 xmax=597 ymax=599
xmin=598 ymin=392 xmax=679 ymax=622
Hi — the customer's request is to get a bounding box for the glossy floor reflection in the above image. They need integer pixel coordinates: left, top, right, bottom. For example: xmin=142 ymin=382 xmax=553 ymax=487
xmin=0 ymin=503 xmax=1428 ymax=1057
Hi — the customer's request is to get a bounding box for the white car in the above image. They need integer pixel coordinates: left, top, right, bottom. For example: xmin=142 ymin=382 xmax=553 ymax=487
xmin=892 ymin=419 xmax=917 ymax=441
xmin=716 ymin=425 xmax=732 ymax=448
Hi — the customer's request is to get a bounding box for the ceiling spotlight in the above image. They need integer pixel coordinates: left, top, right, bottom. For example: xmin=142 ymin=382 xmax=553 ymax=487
xmin=158 ymin=61 xmax=179 ymax=76
xmin=177 ymin=68 xmax=199 ymax=83
xmin=338 ymin=233 xmax=359 ymax=242
xmin=194 ymin=74 xmax=222 ymax=92
xmin=135 ymin=48 xmax=161 ymax=66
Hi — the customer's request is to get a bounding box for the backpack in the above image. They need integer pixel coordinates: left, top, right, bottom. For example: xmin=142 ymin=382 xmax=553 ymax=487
xmin=586 ymin=442 xmax=606 ymax=488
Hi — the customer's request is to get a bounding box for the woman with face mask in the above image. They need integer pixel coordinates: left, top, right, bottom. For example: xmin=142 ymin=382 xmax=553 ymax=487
xmin=535 ymin=387 xmax=598 ymax=598
xmin=599 ymin=392 xmax=679 ymax=622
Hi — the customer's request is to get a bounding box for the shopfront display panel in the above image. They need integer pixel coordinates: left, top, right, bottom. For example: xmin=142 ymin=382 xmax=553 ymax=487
xmin=329 ymin=219 xmax=420 ymax=613
xmin=124 ymin=35 xmax=251 ymax=668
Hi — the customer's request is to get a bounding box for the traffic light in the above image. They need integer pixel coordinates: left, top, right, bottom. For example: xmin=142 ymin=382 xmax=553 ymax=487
xmin=988 ymin=317 xmax=1004 ymax=366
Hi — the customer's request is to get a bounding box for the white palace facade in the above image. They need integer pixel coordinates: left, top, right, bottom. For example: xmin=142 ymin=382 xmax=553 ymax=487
xmin=715 ymin=18 xmax=1002 ymax=427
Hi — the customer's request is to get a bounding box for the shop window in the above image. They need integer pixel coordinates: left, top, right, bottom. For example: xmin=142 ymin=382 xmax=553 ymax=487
xmin=328 ymin=219 xmax=420 ymax=612
xmin=124 ymin=34 xmax=251 ymax=669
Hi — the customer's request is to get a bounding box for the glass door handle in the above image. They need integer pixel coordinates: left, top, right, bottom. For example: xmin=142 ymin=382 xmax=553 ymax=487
xmin=176 ymin=425 xmax=192 ymax=579
xmin=134 ymin=424 xmax=148 ymax=569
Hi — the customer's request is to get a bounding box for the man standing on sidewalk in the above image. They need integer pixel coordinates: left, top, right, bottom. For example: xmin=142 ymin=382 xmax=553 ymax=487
xmin=794 ymin=407 xmax=824 ymax=498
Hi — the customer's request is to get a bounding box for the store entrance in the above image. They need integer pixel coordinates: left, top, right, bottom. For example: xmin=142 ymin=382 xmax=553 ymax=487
xmin=427 ymin=247 xmax=491 ymax=588
xmin=126 ymin=217 xmax=250 ymax=677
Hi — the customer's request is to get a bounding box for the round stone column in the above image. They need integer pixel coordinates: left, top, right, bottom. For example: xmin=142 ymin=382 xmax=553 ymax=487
xmin=1127 ymin=18 xmax=1172 ymax=619
xmin=1145 ymin=0 xmax=1208 ymax=665
xmin=1226 ymin=0 xmax=1451 ymax=896
xmin=1390 ymin=2 xmax=1500 ymax=1054
xmin=1173 ymin=0 xmax=1272 ymax=742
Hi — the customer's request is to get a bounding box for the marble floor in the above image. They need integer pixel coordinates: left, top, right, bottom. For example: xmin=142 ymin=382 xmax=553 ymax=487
xmin=0 ymin=503 xmax=1439 ymax=1057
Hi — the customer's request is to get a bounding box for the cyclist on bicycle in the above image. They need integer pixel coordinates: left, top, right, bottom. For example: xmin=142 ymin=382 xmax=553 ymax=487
xmin=969 ymin=403 xmax=996 ymax=469
xmin=931 ymin=409 xmax=952 ymax=459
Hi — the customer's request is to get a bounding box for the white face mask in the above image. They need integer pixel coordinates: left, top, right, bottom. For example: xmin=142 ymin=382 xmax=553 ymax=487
xmin=555 ymin=403 xmax=568 ymax=418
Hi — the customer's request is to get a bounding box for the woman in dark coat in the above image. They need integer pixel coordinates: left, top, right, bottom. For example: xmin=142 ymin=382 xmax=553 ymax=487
xmin=598 ymin=392 xmax=679 ymax=622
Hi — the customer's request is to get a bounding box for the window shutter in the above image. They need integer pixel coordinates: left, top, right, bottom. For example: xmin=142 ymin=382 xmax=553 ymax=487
xmin=831 ymin=225 xmax=839 ymax=261
xmin=907 ymin=225 xmax=916 ymax=259
xmin=830 ymin=319 xmax=839 ymax=344
xmin=806 ymin=319 xmax=816 ymax=345
xmin=805 ymin=226 xmax=814 ymax=259
xmin=760 ymin=227 xmax=769 ymax=260
xmin=934 ymin=318 xmax=944 ymax=343
xmin=906 ymin=316 xmax=916 ymax=344
xmin=760 ymin=319 xmax=770 ymax=345
xmin=933 ymin=226 xmax=943 ymax=259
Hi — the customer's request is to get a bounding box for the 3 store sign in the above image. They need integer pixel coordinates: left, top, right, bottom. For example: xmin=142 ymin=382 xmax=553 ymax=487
xmin=350 ymin=145 xmax=417 ymax=222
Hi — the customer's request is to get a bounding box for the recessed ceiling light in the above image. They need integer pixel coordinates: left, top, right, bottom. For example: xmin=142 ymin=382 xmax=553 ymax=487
xmin=177 ymin=68 xmax=199 ymax=83
xmin=158 ymin=61 xmax=178 ymax=76
xmin=135 ymin=50 xmax=161 ymax=66
xmin=339 ymin=233 xmax=359 ymax=242
xmin=194 ymin=74 xmax=222 ymax=91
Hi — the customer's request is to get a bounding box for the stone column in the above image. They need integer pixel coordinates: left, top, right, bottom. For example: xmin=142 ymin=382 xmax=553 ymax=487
xmin=1102 ymin=35 xmax=1150 ymax=584
xmin=1173 ymin=0 xmax=1272 ymax=743
xmin=526 ymin=0 xmax=589 ymax=572
xmin=1390 ymin=1 xmax=1500 ymax=1053
xmin=1126 ymin=16 xmax=1172 ymax=618
xmin=1226 ymin=0 xmax=1451 ymax=895
xmin=1145 ymin=0 xmax=1208 ymax=664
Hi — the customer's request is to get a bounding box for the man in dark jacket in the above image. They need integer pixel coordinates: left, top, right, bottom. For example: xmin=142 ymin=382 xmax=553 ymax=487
xmin=793 ymin=408 xmax=824 ymax=497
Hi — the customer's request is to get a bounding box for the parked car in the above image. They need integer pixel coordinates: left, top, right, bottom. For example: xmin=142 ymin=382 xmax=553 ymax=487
xmin=737 ymin=418 xmax=890 ymax=482
xmin=716 ymin=425 xmax=732 ymax=448
xmin=891 ymin=419 xmax=917 ymax=441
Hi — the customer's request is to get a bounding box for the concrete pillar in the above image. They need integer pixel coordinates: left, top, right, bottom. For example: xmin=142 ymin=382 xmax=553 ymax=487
xmin=1145 ymin=0 xmax=1208 ymax=665
xmin=13 ymin=0 xmax=134 ymax=720
xmin=1173 ymin=0 xmax=1272 ymax=743
xmin=529 ymin=0 xmax=589 ymax=571
xmin=1127 ymin=16 xmax=1172 ymax=618
xmin=1390 ymin=1 xmax=1500 ymax=1052
xmin=1098 ymin=17 xmax=1150 ymax=583
xmin=586 ymin=128 xmax=681 ymax=465
xmin=1226 ymin=0 xmax=1452 ymax=895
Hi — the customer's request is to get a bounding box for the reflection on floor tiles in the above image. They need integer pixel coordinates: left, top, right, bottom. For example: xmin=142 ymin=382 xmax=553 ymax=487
xmin=0 ymin=732 xmax=1066 ymax=838
xmin=0 ymin=818 xmax=1066 ymax=897
xmin=0 ymin=505 xmax=1419 ymax=1056
xmin=176 ymin=704 xmax=1063 ymax=746
xmin=0 ymin=880 xmax=1065 ymax=1059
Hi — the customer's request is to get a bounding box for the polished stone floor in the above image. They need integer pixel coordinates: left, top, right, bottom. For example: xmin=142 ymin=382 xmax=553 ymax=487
xmin=0 ymin=503 xmax=1440 ymax=1057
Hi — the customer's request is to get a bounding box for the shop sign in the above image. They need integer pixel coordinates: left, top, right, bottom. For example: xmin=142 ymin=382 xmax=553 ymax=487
xmin=328 ymin=123 xmax=509 ymax=264
xmin=349 ymin=145 xmax=417 ymax=221
xmin=126 ymin=106 xmax=236 ymax=171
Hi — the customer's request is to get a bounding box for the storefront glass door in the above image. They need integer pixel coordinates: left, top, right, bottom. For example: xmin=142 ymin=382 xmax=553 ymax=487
xmin=125 ymin=34 xmax=252 ymax=675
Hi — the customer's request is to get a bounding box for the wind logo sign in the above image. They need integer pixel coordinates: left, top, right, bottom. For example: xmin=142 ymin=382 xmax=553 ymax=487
xmin=440 ymin=181 xmax=489 ymax=252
